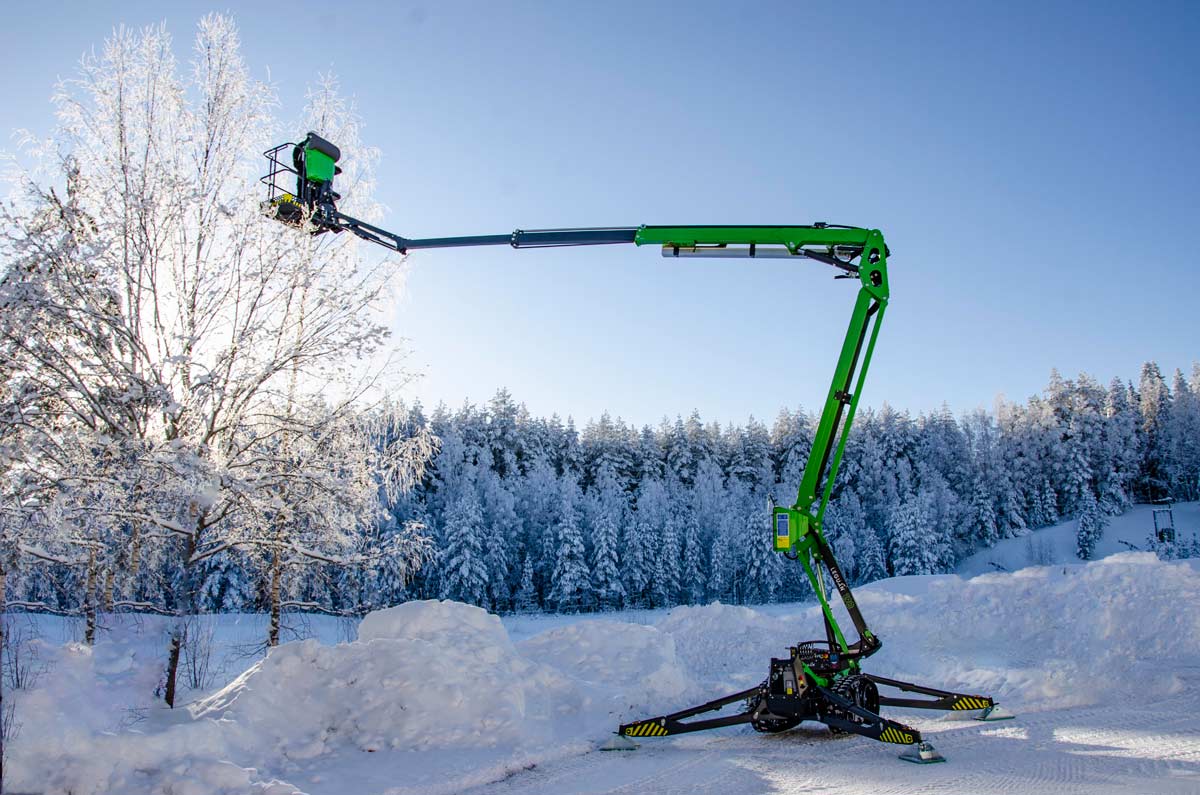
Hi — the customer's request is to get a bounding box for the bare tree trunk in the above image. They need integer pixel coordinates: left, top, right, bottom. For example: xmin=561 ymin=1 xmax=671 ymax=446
xmin=268 ymin=548 xmax=282 ymax=647
xmin=83 ymin=550 xmax=97 ymax=645
xmin=266 ymin=275 xmax=307 ymax=651
xmin=164 ymin=629 xmax=182 ymax=709
xmin=163 ymin=531 xmax=198 ymax=708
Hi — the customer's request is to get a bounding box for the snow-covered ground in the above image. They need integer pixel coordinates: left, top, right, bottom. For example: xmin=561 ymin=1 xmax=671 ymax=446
xmin=957 ymin=500 xmax=1199 ymax=576
xmin=6 ymin=510 xmax=1200 ymax=794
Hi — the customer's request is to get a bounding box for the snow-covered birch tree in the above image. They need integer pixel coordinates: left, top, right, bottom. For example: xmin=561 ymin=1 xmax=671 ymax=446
xmin=0 ymin=16 xmax=433 ymax=704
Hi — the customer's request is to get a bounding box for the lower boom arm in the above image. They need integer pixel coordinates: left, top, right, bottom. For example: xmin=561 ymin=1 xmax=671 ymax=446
xmin=772 ymin=229 xmax=889 ymax=660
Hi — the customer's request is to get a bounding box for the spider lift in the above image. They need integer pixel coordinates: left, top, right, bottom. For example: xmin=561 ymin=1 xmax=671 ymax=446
xmin=262 ymin=132 xmax=1014 ymax=764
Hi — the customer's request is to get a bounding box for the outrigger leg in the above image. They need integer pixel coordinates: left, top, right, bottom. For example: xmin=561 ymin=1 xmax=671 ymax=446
xmin=615 ymin=685 xmax=762 ymax=740
xmin=867 ymin=674 xmax=1015 ymax=722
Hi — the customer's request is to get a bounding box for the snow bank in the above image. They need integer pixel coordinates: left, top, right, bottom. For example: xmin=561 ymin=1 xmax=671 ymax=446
xmin=10 ymin=556 xmax=1200 ymax=794
xmin=193 ymin=600 xmax=582 ymax=757
xmin=7 ymin=633 xmax=296 ymax=795
xmin=518 ymin=620 xmax=688 ymax=712
xmin=857 ymin=552 xmax=1200 ymax=711
xmin=654 ymin=602 xmax=796 ymax=690
xmin=357 ymin=598 xmax=511 ymax=646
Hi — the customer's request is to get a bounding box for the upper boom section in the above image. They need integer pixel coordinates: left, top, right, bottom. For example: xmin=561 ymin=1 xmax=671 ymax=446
xmin=260 ymin=134 xmax=888 ymax=287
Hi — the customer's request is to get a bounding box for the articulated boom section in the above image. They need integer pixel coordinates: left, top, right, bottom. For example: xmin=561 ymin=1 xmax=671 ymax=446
xmin=261 ymin=132 xmax=1013 ymax=763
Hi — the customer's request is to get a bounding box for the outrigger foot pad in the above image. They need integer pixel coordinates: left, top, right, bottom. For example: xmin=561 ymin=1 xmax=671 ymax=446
xmin=599 ymin=734 xmax=640 ymax=751
xmin=974 ymin=704 xmax=1016 ymax=722
xmin=898 ymin=741 xmax=946 ymax=764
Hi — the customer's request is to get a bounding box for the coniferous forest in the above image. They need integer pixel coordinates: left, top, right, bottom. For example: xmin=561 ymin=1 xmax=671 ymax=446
xmin=12 ymin=364 xmax=1198 ymax=616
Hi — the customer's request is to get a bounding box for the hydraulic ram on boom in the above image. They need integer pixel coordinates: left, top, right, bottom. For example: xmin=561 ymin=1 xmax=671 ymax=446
xmin=262 ymin=131 xmax=1013 ymax=764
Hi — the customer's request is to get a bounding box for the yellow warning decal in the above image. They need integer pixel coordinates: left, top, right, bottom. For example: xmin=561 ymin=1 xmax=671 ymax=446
xmin=625 ymin=722 xmax=669 ymax=737
xmin=879 ymin=726 xmax=914 ymax=744
xmin=952 ymin=696 xmax=990 ymax=710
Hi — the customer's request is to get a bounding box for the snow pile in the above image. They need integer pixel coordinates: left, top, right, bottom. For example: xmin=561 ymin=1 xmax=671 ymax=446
xmin=855 ymin=553 xmax=1200 ymax=711
xmin=357 ymin=597 xmax=509 ymax=645
xmin=193 ymin=600 xmax=583 ymax=757
xmin=518 ymin=620 xmax=688 ymax=713
xmin=654 ymin=602 xmax=797 ymax=690
xmin=7 ymin=634 xmax=296 ymax=795
xmin=11 ymin=634 xmax=158 ymax=737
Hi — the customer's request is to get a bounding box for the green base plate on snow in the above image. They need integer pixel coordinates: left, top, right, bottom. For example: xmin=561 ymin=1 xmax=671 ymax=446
xmin=898 ymin=742 xmax=946 ymax=764
xmin=599 ymin=734 xmax=639 ymax=751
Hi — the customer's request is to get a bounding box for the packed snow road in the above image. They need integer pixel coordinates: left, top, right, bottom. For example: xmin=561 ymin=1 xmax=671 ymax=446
xmin=463 ymin=683 xmax=1200 ymax=795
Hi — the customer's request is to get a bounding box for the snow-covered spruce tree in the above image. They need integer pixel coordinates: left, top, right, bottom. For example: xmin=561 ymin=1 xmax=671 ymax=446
xmin=619 ymin=509 xmax=651 ymax=609
xmin=857 ymin=527 xmax=888 ymax=584
xmin=664 ymin=416 xmax=694 ymax=485
xmin=679 ymin=510 xmax=705 ymax=604
xmin=968 ymin=477 xmax=999 ymax=548
xmin=707 ymin=528 xmax=734 ymax=602
xmin=518 ymin=453 xmax=559 ymax=605
xmin=1138 ymin=361 xmax=1171 ymax=500
xmin=438 ymin=477 xmax=490 ymax=606
xmin=887 ymin=493 xmax=939 ymax=576
xmin=1032 ymin=479 xmax=1059 ymax=529
xmin=1164 ymin=369 xmax=1200 ymax=501
xmin=586 ymin=464 xmax=626 ymax=610
xmin=548 ymin=474 xmax=592 ymax=612
xmin=1100 ymin=378 xmax=1139 ymax=511
xmin=822 ymin=491 xmax=863 ymax=584
xmin=513 ymin=555 xmax=538 ymax=613
xmin=770 ymin=408 xmax=812 ymax=491
xmin=0 ymin=18 xmax=433 ymax=703
xmin=650 ymin=479 xmax=685 ymax=607
xmin=741 ymin=491 xmax=782 ymax=604
xmin=478 ymin=467 xmax=515 ymax=611
xmin=197 ymin=549 xmax=257 ymax=612
xmin=629 ymin=475 xmax=668 ymax=607
xmin=1075 ymin=488 xmax=1105 ymax=560
xmin=915 ymin=471 xmax=960 ymax=569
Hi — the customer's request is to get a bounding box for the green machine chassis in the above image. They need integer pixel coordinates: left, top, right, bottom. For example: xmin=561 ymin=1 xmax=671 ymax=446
xmin=263 ymin=133 xmax=1012 ymax=763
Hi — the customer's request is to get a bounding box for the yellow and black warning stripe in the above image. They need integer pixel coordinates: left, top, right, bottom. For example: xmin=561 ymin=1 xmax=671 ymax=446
xmin=879 ymin=726 xmax=915 ymax=745
xmin=951 ymin=696 xmax=991 ymax=710
xmin=624 ymin=721 xmax=670 ymax=737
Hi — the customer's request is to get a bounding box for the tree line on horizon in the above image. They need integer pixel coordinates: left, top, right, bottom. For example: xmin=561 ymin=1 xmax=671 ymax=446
xmin=14 ymin=362 xmax=1197 ymax=617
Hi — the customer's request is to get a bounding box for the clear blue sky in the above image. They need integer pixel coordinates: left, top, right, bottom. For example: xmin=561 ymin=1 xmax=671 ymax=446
xmin=5 ymin=1 xmax=1199 ymax=427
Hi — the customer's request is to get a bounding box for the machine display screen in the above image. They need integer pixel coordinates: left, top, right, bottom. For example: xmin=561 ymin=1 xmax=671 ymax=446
xmin=776 ymin=514 xmax=789 ymax=537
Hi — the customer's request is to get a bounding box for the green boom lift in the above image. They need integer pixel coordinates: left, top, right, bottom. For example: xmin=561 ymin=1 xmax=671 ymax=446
xmin=263 ymin=132 xmax=1013 ymax=764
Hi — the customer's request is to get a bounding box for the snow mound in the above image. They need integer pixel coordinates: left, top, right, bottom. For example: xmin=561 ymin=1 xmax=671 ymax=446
xmin=518 ymin=620 xmax=688 ymax=712
xmin=654 ymin=602 xmax=795 ymax=689
xmin=357 ymin=599 xmax=510 ymax=650
xmin=8 ymin=634 xmax=290 ymax=795
xmin=194 ymin=601 xmax=579 ymax=757
xmin=858 ymin=552 xmax=1200 ymax=711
